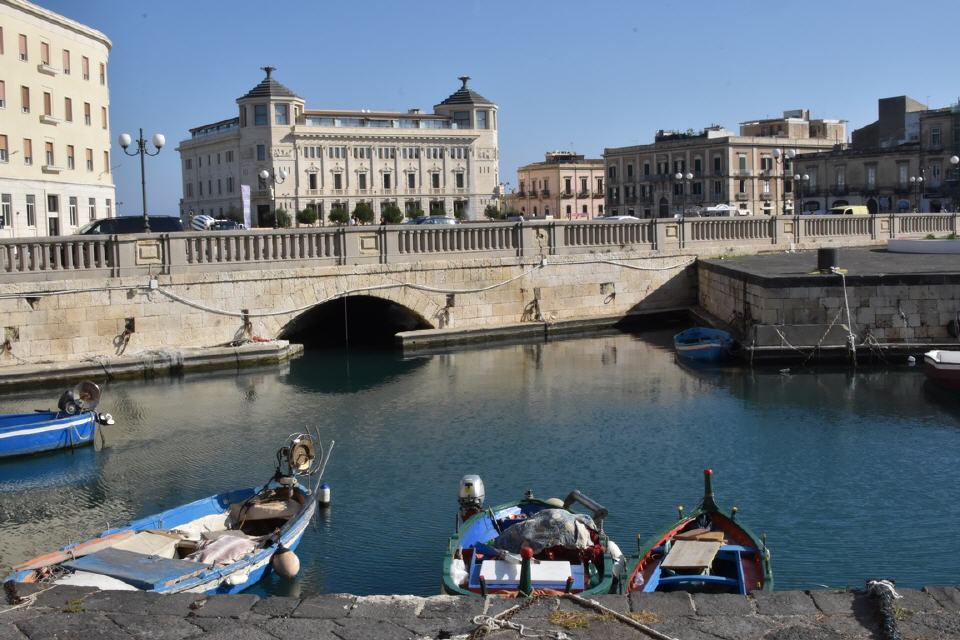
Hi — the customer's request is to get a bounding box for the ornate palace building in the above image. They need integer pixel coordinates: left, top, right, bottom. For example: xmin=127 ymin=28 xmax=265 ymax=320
xmin=177 ymin=69 xmax=501 ymax=224
xmin=0 ymin=0 xmax=114 ymax=238
xmin=515 ymin=152 xmax=605 ymax=219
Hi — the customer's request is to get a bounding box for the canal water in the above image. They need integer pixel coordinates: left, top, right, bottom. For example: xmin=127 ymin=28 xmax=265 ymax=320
xmin=1 ymin=329 xmax=959 ymax=597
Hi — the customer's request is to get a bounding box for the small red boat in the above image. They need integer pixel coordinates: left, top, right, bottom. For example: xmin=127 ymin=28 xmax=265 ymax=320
xmin=923 ymin=350 xmax=960 ymax=390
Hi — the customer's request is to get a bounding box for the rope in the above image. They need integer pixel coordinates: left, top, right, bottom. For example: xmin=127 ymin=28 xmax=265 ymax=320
xmin=562 ymin=594 xmax=682 ymax=640
xmin=470 ymin=614 xmax=569 ymax=639
xmin=866 ymin=579 xmax=902 ymax=640
xmin=831 ymin=267 xmax=857 ymax=365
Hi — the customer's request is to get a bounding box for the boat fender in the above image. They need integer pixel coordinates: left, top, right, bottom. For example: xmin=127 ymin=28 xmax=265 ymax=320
xmin=450 ymin=557 xmax=468 ymax=586
xmin=607 ymin=540 xmax=625 ymax=577
xmin=224 ymin=568 xmax=251 ymax=587
xmin=318 ymin=482 xmax=331 ymax=507
xmin=272 ymin=549 xmax=300 ymax=579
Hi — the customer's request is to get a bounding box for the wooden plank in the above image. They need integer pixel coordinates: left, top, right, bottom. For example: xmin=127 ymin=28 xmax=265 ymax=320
xmin=63 ymin=547 xmax=207 ymax=590
xmin=661 ymin=540 xmax=722 ymax=571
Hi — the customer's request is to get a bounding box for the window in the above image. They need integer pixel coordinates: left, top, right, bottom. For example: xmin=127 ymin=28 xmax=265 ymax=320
xmin=0 ymin=27 xmax=3 ymax=55
xmin=69 ymin=197 xmax=77 ymax=225
xmin=185 ymin=158 xmax=192 ymax=170
xmin=88 ymin=198 xmax=96 ymax=220
xmin=738 ymin=155 xmax=747 ymax=174
xmin=85 ymin=147 xmax=93 ymax=171
xmin=308 ymin=173 xmax=317 ymax=190
xmin=207 ymin=180 xmax=211 ymax=195
xmin=596 ymin=177 xmax=603 ymax=193
xmin=643 ymin=162 xmax=650 ymax=176
xmin=254 ymin=104 xmax=267 ymax=125
xmin=240 ymin=105 xmax=247 ymax=127
xmin=62 ymin=50 xmax=70 ymax=74
xmin=23 ymin=138 xmax=32 ymax=165
xmin=694 ymin=158 xmax=702 ymax=174
xmin=760 ymin=156 xmax=772 ymax=172
xmin=866 ymin=165 xmax=876 ymax=189
xmin=99 ymin=62 xmax=105 ymax=85
xmin=101 ymin=106 xmax=107 ymax=129
xmin=217 ymin=179 xmax=221 ymax=194
xmin=81 ymin=56 xmax=89 ymax=80
xmin=762 ymin=180 xmax=770 ymax=194
xmin=43 ymin=91 xmax=51 ymax=116
xmin=407 ymin=173 xmax=416 ymax=189
xmin=0 ymin=194 xmax=9 ymax=228
xmin=333 ymin=173 xmax=343 ymax=190
xmin=45 ymin=141 xmax=53 ymax=166
xmin=26 ymin=194 xmax=36 ymax=226
xmin=0 ymin=81 xmax=4 ymax=108
xmin=713 ymin=156 xmax=722 ymax=174
xmin=931 ymin=127 xmax=941 ymax=147
xmin=20 ymin=85 xmax=29 ymax=113
xmin=835 ymin=166 xmax=845 ymax=187
xmin=627 ymin=164 xmax=634 ymax=178
xmin=358 ymin=173 xmax=367 ymax=190
xmin=453 ymin=111 xmax=470 ymax=128
xmin=227 ymin=177 xmax=233 ymax=192
xmin=66 ymin=145 xmax=74 ymax=169
xmin=274 ymin=104 xmax=289 ymax=125
xmin=186 ymin=183 xmax=193 ymax=197
xmin=608 ymin=166 xmax=616 ymax=179
xmin=40 ymin=41 xmax=49 ymax=65
xmin=580 ymin=177 xmax=588 ymax=193
xmin=103 ymin=150 xmax=109 ymax=173
xmin=431 ymin=173 xmax=440 ymax=189
xmin=18 ymin=34 xmax=27 ymax=61
xmin=226 ymin=150 xmax=233 ymax=162
xmin=713 ymin=180 xmax=722 ymax=195
xmin=83 ymin=102 xmax=90 ymax=125
xmin=198 ymin=156 xmax=202 ymax=168
xmin=47 ymin=194 xmax=58 ymax=213
xmin=64 ymin=97 xmax=72 ymax=121
xmin=383 ymin=173 xmax=392 ymax=189
xmin=106 ymin=199 xmax=112 ymax=218
xmin=216 ymin=153 xmax=220 ymax=164
xmin=476 ymin=110 xmax=488 ymax=129
xmin=738 ymin=179 xmax=746 ymax=194
xmin=256 ymin=144 xmax=265 ymax=161
xmin=0 ymin=135 xmax=6 ymax=162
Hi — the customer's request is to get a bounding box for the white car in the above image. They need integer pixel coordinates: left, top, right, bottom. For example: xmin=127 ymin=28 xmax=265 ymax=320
xmin=602 ymin=215 xmax=641 ymax=221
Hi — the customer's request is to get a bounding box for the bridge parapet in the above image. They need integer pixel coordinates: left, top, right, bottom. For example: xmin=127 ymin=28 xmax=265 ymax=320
xmin=0 ymin=214 xmax=957 ymax=284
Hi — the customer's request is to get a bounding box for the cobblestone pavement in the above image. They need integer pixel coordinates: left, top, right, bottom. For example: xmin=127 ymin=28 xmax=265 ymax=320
xmin=2 ymin=586 xmax=960 ymax=639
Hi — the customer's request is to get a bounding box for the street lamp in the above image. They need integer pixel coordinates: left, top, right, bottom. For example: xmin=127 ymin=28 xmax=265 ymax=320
xmin=772 ymin=148 xmax=796 ymax=215
xmin=793 ymin=173 xmax=810 ymax=213
xmin=909 ymin=174 xmax=924 ymax=212
xmin=951 ymin=156 xmax=959 ymax=211
xmin=674 ymin=171 xmax=694 ymax=216
xmin=118 ymin=129 xmax=165 ymax=232
xmin=259 ymin=168 xmax=288 ymax=226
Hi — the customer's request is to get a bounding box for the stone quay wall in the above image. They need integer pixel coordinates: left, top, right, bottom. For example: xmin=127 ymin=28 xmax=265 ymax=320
xmin=0 ymin=214 xmax=953 ymax=366
xmin=4 ymin=584 xmax=960 ymax=639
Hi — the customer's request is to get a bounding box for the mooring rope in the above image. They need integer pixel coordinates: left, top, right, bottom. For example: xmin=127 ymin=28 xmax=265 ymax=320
xmin=867 ymin=579 xmax=903 ymax=640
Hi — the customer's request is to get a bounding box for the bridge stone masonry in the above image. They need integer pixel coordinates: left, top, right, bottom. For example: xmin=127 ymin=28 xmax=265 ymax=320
xmin=0 ymin=214 xmax=955 ymax=374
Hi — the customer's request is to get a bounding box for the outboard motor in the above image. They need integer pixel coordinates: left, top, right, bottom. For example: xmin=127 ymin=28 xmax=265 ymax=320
xmin=458 ymin=474 xmax=485 ymax=521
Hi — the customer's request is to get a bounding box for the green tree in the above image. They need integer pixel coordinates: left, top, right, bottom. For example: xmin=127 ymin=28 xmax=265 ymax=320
xmin=328 ymin=208 xmax=349 ymax=225
xmin=353 ymin=202 xmax=374 ymax=224
xmin=224 ymin=205 xmax=243 ymax=224
xmin=275 ymin=208 xmax=292 ymax=228
xmin=381 ymin=203 xmax=403 ymax=224
xmin=484 ymin=204 xmax=503 ymax=220
xmin=430 ymin=203 xmax=447 ymax=217
xmin=296 ymin=208 xmax=318 ymax=226
xmin=405 ymin=206 xmax=424 ymax=220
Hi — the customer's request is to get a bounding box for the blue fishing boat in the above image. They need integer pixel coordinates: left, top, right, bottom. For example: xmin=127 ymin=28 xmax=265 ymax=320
xmin=0 ymin=382 xmax=114 ymax=459
xmin=673 ymin=327 xmax=735 ymax=363
xmin=5 ymin=434 xmax=334 ymax=595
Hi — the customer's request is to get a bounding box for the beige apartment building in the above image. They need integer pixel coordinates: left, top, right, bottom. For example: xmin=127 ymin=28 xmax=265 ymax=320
xmin=0 ymin=0 xmax=114 ymax=238
xmin=515 ymin=152 xmax=604 ymax=219
xmin=793 ymin=96 xmax=960 ymax=213
xmin=604 ymin=110 xmax=846 ymax=218
xmin=177 ymin=70 xmax=500 ymax=224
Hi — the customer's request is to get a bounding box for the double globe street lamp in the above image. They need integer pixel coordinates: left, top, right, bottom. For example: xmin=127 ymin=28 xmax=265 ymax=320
xmin=674 ymin=171 xmax=694 ymax=216
xmin=772 ymin=148 xmax=796 ymax=215
xmin=118 ymin=129 xmax=165 ymax=232
xmin=909 ymin=175 xmax=924 ymax=212
xmin=259 ymin=168 xmax=288 ymax=227
xmin=793 ymin=173 xmax=810 ymax=213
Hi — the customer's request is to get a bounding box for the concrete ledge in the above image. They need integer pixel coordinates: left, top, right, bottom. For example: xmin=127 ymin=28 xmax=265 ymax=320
xmin=0 ymin=341 xmax=303 ymax=389
xmin=889 ymin=238 xmax=960 ymax=253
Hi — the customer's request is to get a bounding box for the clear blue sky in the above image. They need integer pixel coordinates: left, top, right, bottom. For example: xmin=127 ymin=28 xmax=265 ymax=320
xmin=42 ymin=0 xmax=960 ymax=216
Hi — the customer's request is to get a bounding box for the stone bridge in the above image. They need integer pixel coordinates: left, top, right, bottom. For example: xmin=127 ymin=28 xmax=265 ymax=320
xmin=0 ymin=213 xmax=955 ymax=365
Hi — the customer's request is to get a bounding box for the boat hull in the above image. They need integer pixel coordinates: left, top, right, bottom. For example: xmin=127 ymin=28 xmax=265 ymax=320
xmin=5 ymin=484 xmax=316 ymax=595
xmin=673 ymin=328 xmax=734 ymax=363
xmin=0 ymin=412 xmax=97 ymax=458
xmin=924 ymin=352 xmax=960 ymax=390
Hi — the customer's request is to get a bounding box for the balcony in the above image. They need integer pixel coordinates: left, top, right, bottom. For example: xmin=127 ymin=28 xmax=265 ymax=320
xmin=735 ymin=193 xmax=750 ymax=201
xmin=42 ymin=164 xmax=62 ymax=174
xmin=39 ymin=114 xmax=60 ymax=125
xmin=831 ymin=185 xmax=849 ymax=196
xmin=760 ymin=193 xmax=772 ymax=201
xmin=577 ymin=191 xmax=591 ymax=199
xmin=592 ymin=192 xmax=604 ymax=199
xmin=37 ymin=63 xmax=57 ymax=76
xmin=430 ymin=188 xmax=444 ymax=195
xmin=561 ymin=191 xmax=574 ymax=198
xmin=381 ymin=188 xmax=395 ymax=195
xmin=541 ymin=190 xmax=551 ymax=197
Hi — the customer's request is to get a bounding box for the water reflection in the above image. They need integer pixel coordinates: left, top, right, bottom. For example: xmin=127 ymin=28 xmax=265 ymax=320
xmin=0 ymin=333 xmax=958 ymax=595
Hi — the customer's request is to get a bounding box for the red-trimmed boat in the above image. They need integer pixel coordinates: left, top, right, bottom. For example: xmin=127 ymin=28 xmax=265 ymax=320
xmin=923 ymin=350 xmax=960 ymax=390
xmin=626 ymin=470 xmax=772 ymax=595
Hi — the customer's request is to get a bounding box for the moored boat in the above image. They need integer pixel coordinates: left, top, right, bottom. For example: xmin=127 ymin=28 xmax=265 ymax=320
xmin=442 ymin=475 xmax=624 ymax=597
xmin=5 ymin=434 xmax=333 ymax=595
xmin=626 ymin=469 xmax=772 ymax=595
xmin=673 ymin=327 xmax=734 ymax=363
xmin=923 ymin=350 xmax=960 ymax=390
xmin=0 ymin=382 xmax=115 ymax=459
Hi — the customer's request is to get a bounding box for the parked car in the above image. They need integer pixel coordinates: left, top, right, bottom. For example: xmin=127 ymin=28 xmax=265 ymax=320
xmin=76 ymin=215 xmax=184 ymax=235
xmin=829 ymin=205 xmax=869 ymax=216
xmin=602 ymin=215 xmax=641 ymax=221
xmin=210 ymin=219 xmax=246 ymax=230
xmin=404 ymin=216 xmax=459 ymax=225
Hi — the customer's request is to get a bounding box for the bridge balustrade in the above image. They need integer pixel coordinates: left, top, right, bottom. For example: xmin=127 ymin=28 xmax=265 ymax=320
xmin=0 ymin=236 xmax=115 ymax=281
xmin=897 ymin=213 xmax=955 ymax=235
xmin=687 ymin=217 xmax=773 ymax=244
xmin=561 ymin=220 xmax=655 ymax=251
xmin=802 ymin=215 xmax=872 ymax=238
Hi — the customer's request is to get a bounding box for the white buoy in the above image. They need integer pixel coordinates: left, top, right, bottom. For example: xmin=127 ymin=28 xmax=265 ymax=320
xmin=272 ymin=549 xmax=300 ymax=579
xmin=318 ymin=482 xmax=331 ymax=507
xmin=907 ymin=355 xmax=916 ymax=366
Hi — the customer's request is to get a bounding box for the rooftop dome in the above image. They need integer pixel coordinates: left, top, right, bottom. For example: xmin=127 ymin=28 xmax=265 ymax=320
xmin=238 ymin=66 xmax=301 ymax=101
xmin=437 ymin=76 xmax=493 ymax=106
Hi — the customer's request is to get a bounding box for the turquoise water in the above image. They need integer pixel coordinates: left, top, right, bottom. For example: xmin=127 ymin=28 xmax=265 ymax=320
xmin=1 ymin=329 xmax=958 ymax=596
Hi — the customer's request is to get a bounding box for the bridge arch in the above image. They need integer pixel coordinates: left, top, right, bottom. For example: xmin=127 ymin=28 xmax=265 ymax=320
xmin=278 ymin=294 xmax=435 ymax=348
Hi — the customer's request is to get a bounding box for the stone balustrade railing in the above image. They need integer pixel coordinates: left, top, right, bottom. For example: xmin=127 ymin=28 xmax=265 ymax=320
xmin=0 ymin=213 xmax=956 ymax=283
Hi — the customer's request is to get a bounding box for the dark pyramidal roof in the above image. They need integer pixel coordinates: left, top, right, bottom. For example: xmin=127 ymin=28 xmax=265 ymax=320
xmin=239 ymin=66 xmax=300 ymax=101
xmin=438 ymin=76 xmax=493 ymax=106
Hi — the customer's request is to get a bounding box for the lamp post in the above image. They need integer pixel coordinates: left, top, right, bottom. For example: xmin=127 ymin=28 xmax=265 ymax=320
xmin=909 ymin=174 xmax=924 ymax=212
xmin=793 ymin=173 xmax=810 ymax=213
xmin=772 ymin=148 xmax=796 ymax=215
xmin=259 ymin=168 xmax=288 ymax=226
xmin=951 ymin=155 xmax=959 ymax=211
xmin=674 ymin=171 xmax=694 ymax=216
xmin=118 ymin=129 xmax=165 ymax=232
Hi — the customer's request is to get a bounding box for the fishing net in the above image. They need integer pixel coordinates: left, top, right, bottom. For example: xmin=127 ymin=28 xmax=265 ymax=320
xmin=492 ymin=509 xmax=597 ymax=554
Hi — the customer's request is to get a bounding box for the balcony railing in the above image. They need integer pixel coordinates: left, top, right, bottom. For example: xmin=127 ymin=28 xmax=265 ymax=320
xmin=541 ymin=190 xmax=551 ymax=197
xmin=592 ymin=192 xmax=604 ymax=199
xmin=561 ymin=191 xmax=574 ymax=198
xmin=577 ymin=191 xmax=591 ymax=199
